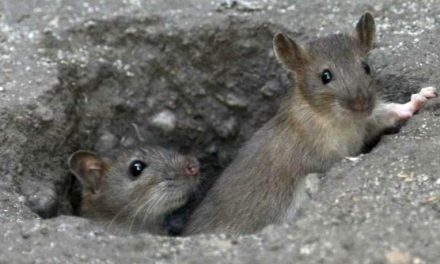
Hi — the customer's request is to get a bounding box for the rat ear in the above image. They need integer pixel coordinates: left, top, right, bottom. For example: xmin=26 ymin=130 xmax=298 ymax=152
xmin=68 ymin=150 xmax=110 ymax=194
xmin=273 ymin=33 xmax=308 ymax=73
xmin=354 ymin=12 xmax=376 ymax=50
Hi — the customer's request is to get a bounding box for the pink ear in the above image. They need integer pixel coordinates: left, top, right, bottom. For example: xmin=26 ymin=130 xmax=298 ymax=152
xmin=68 ymin=151 xmax=109 ymax=193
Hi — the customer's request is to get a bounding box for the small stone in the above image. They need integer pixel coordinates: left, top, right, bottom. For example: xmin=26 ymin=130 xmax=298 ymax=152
xmin=423 ymin=195 xmax=440 ymax=204
xmin=260 ymin=80 xmax=281 ymax=97
xmin=39 ymin=224 xmax=50 ymax=235
xmin=299 ymin=243 xmax=315 ymax=255
xmin=151 ymin=110 xmax=177 ymax=133
xmin=20 ymin=230 xmax=31 ymax=239
xmin=95 ymin=132 xmax=118 ymax=152
xmin=385 ymin=250 xmax=412 ymax=264
xmin=84 ymin=20 xmax=96 ymax=29
xmin=305 ymin=173 xmax=321 ymax=195
xmin=215 ymin=117 xmax=238 ymax=138
xmin=35 ymin=104 xmax=54 ymax=123
xmin=218 ymin=0 xmax=263 ymax=11
xmin=208 ymin=240 xmax=232 ymax=251
xmin=79 ymin=254 xmax=88 ymax=261
xmin=224 ymin=93 xmax=248 ymax=108
xmin=206 ymin=144 xmax=218 ymax=154
xmin=18 ymin=196 xmax=26 ymax=203
xmin=124 ymin=27 xmax=138 ymax=35
xmin=413 ymin=257 xmax=422 ymax=264
xmin=345 ymin=156 xmax=361 ymax=162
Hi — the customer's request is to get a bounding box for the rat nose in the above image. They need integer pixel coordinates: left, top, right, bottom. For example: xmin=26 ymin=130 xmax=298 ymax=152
xmin=348 ymin=97 xmax=373 ymax=113
xmin=351 ymin=100 xmax=369 ymax=111
xmin=185 ymin=161 xmax=199 ymax=177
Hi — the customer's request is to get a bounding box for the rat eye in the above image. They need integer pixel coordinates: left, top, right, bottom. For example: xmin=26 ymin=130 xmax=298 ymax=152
xmin=129 ymin=160 xmax=147 ymax=178
xmin=362 ymin=62 xmax=371 ymax=75
xmin=321 ymin=69 xmax=333 ymax=84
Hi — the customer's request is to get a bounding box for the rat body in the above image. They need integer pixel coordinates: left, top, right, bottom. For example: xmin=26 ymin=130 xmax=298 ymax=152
xmin=68 ymin=146 xmax=199 ymax=235
xmin=183 ymin=13 xmax=437 ymax=235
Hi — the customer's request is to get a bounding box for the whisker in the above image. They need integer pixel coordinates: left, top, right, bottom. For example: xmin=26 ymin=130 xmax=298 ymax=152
xmin=133 ymin=183 xmax=171 ymax=231
xmin=107 ymin=187 xmax=146 ymax=230
xmin=106 ymin=206 xmax=127 ymax=230
xmin=128 ymin=192 xmax=155 ymax=233
xmin=141 ymin=186 xmax=186 ymax=225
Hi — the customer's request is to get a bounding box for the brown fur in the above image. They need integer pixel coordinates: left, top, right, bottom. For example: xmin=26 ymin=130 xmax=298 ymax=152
xmin=69 ymin=147 xmax=199 ymax=235
xmin=183 ymin=13 xmax=394 ymax=235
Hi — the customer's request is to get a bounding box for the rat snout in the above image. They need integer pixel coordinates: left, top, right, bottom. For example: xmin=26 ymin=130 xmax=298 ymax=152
xmin=350 ymin=100 xmax=370 ymax=112
xmin=184 ymin=159 xmax=199 ymax=177
xmin=346 ymin=96 xmax=374 ymax=115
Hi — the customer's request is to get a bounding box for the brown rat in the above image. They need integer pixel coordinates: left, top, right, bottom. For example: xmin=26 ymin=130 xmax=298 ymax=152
xmin=183 ymin=13 xmax=438 ymax=235
xmin=68 ymin=146 xmax=200 ymax=235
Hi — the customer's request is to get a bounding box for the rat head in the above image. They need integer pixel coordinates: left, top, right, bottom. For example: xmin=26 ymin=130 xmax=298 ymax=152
xmin=68 ymin=147 xmax=200 ymax=223
xmin=274 ymin=13 xmax=377 ymax=120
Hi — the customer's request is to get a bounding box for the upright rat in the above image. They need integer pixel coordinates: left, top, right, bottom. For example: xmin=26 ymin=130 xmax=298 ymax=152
xmin=68 ymin=146 xmax=200 ymax=235
xmin=183 ymin=13 xmax=437 ymax=235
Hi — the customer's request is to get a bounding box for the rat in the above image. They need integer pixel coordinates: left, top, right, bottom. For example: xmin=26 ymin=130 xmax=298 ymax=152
xmin=68 ymin=146 xmax=200 ymax=235
xmin=183 ymin=12 xmax=438 ymax=235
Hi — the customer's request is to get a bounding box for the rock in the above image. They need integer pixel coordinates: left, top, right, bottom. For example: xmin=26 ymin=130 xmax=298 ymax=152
xmin=151 ymin=110 xmax=177 ymax=133
xmin=214 ymin=116 xmax=238 ymax=138
xmin=385 ymin=250 xmax=412 ymax=264
xmin=34 ymin=104 xmax=54 ymax=123
xmin=95 ymin=131 xmax=118 ymax=153
xmin=223 ymin=93 xmax=249 ymax=109
xmin=260 ymin=80 xmax=282 ymax=97
xmin=21 ymin=181 xmax=58 ymax=219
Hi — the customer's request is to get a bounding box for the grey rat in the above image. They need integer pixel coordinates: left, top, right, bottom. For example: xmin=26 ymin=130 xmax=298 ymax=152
xmin=183 ymin=13 xmax=437 ymax=235
xmin=68 ymin=146 xmax=200 ymax=235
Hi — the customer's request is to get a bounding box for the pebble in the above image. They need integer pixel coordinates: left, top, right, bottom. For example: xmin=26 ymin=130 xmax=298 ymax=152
xmin=95 ymin=132 xmax=118 ymax=152
xmin=225 ymin=93 xmax=248 ymax=108
xmin=151 ymin=110 xmax=177 ymax=133
xmin=34 ymin=104 xmax=54 ymax=123
xmin=260 ymin=80 xmax=281 ymax=97
xmin=215 ymin=117 xmax=238 ymax=138
xmin=385 ymin=250 xmax=412 ymax=264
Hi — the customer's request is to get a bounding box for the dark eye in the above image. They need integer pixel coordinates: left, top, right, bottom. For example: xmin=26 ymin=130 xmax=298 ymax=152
xmin=129 ymin=160 xmax=147 ymax=178
xmin=321 ymin=69 xmax=333 ymax=84
xmin=362 ymin=62 xmax=371 ymax=75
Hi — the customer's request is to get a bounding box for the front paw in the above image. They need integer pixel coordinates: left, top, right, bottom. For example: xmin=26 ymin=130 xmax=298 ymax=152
xmin=419 ymin=86 xmax=437 ymax=99
xmin=392 ymin=86 xmax=437 ymax=120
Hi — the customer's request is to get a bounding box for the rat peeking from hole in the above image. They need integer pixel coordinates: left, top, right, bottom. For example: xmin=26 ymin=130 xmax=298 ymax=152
xmin=68 ymin=147 xmax=200 ymax=235
xmin=183 ymin=12 xmax=437 ymax=235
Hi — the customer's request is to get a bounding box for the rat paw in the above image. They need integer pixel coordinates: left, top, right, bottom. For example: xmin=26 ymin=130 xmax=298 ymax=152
xmin=390 ymin=86 xmax=437 ymax=121
xmin=407 ymin=86 xmax=437 ymax=113
xmin=419 ymin=86 xmax=437 ymax=99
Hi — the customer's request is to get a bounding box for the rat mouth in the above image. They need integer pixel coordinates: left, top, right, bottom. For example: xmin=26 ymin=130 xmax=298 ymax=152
xmin=341 ymin=98 xmax=375 ymax=117
xmin=161 ymin=186 xmax=195 ymax=214
xmin=351 ymin=105 xmax=373 ymax=117
xmin=164 ymin=179 xmax=198 ymax=198
xmin=335 ymin=102 xmax=373 ymax=120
